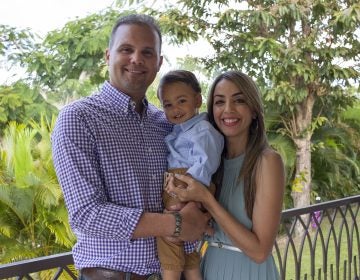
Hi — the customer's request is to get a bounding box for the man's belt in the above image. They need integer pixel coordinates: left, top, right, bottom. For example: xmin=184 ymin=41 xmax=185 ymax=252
xmin=80 ymin=267 xmax=162 ymax=280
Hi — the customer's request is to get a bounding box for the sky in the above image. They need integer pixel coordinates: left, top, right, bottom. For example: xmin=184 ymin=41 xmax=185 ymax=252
xmin=0 ymin=0 xmax=211 ymax=84
xmin=0 ymin=0 xmax=116 ymax=83
xmin=0 ymin=0 xmax=115 ymax=36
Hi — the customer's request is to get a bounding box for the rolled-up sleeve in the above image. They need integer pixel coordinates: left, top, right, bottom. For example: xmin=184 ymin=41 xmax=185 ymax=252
xmin=186 ymin=123 xmax=224 ymax=186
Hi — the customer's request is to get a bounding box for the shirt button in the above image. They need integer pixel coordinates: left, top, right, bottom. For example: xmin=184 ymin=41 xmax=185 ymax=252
xmin=148 ymin=147 xmax=152 ymax=153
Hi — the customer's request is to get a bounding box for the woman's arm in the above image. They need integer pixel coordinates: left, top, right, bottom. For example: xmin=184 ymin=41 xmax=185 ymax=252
xmin=166 ymin=150 xmax=285 ymax=263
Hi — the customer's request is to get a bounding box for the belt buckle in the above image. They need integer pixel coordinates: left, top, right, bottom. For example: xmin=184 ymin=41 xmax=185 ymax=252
xmin=147 ymin=273 xmax=162 ymax=280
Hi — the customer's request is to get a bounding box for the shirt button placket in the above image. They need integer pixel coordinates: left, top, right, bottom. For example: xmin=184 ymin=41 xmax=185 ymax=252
xmin=147 ymin=147 xmax=156 ymax=183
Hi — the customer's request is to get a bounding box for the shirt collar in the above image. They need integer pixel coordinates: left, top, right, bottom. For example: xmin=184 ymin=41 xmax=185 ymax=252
xmin=100 ymin=81 xmax=149 ymax=115
xmin=174 ymin=112 xmax=208 ymax=133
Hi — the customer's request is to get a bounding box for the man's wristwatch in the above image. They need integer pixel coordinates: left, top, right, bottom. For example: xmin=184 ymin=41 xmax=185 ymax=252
xmin=171 ymin=212 xmax=182 ymax=237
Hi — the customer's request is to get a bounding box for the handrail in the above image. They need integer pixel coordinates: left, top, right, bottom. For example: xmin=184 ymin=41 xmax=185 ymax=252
xmin=0 ymin=195 xmax=359 ymax=280
xmin=0 ymin=252 xmax=75 ymax=279
xmin=274 ymin=195 xmax=359 ymax=280
xmin=280 ymin=195 xmax=360 ymax=218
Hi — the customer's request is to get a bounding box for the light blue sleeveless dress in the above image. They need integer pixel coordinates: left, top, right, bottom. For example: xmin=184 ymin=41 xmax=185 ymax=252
xmin=201 ymin=154 xmax=279 ymax=280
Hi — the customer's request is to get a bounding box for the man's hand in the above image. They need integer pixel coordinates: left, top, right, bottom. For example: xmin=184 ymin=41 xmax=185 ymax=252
xmin=178 ymin=202 xmax=214 ymax=241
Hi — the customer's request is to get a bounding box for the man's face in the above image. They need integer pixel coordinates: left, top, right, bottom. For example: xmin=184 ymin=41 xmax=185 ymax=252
xmin=106 ymin=24 xmax=163 ymax=102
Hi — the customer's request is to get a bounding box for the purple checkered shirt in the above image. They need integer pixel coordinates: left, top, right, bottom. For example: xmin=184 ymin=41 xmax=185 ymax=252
xmin=52 ymin=81 xmax=173 ymax=274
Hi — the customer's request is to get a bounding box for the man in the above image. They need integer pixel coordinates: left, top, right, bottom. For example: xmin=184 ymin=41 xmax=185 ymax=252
xmin=52 ymin=14 xmax=211 ymax=280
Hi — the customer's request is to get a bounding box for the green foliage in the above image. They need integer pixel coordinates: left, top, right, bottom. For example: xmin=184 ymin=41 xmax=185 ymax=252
xmin=146 ymin=76 xmax=161 ymax=108
xmin=46 ymin=79 xmax=99 ymax=108
xmin=5 ymin=8 xmax=158 ymax=105
xmin=0 ymin=82 xmax=58 ymax=135
xmin=147 ymin=7 xmax=206 ymax=45
xmin=22 ymin=11 xmax=110 ymax=88
xmin=0 ymin=0 xmax=357 ymax=234
xmin=311 ymin=103 xmax=360 ymax=200
xmin=0 ymin=24 xmax=37 ymax=63
xmin=342 ymin=103 xmax=360 ymax=122
xmin=18 ymin=8 xmax=137 ymax=91
xmin=151 ymin=0 xmax=360 ymax=208
xmin=0 ymin=118 xmax=75 ymax=263
xmin=158 ymin=0 xmax=360 ymax=119
xmin=265 ymin=106 xmax=297 ymax=208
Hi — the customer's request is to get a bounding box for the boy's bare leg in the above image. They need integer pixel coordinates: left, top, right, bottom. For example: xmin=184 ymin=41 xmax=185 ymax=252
xmin=183 ymin=268 xmax=202 ymax=280
xmin=162 ymin=270 xmax=182 ymax=280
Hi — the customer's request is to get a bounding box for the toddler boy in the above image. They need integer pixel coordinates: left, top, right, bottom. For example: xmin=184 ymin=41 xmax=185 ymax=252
xmin=157 ymin=70 xmax=224 ymax=280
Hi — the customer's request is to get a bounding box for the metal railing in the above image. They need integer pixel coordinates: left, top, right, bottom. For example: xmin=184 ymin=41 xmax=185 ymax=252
xmin=0 ymin=252 xmax=76 ymax=279
xmin=1 ymin=195 xmax=359 ymax=280
xmin=274 ymin=195 xmax=359 ymax=280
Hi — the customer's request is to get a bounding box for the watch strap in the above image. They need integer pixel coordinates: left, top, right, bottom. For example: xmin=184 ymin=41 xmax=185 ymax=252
xmin=171 ymin=212 xmax=182 ymax=237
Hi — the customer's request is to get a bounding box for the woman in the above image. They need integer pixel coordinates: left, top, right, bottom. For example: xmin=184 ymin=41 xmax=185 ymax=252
xmin=166 ymin=71 xmax=285 ymax=280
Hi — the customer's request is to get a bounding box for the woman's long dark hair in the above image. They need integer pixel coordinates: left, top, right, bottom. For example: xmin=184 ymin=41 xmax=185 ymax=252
xmin=207 ymin=71 xmax=269 ymax=218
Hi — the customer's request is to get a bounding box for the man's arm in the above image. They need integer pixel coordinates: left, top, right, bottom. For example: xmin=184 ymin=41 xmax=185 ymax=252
xmin=133 ymin=202 xmax=212 ymax=241
xmin=52 ymin=108 xmax=143 ymax=240
xmin=52 ymin=107 xmax=211 ymax=242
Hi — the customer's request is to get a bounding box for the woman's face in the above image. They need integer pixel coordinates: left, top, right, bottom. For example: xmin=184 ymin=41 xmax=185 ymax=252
xmin=212 ymin=79 xmax=254 ymax=141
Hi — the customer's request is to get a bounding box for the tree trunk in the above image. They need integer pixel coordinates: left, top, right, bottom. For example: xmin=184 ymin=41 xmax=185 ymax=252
xmin=292 ymin=137 xmax=312 ymax=209
xmin=292 ymin=136 xmax=312 ymax=236
xmin=291 ymin=91 xmax=315 ymax=236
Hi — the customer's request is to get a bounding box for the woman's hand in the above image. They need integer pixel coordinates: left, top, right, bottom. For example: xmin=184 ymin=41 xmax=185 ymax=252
xmin=165 ymin=173 xmax=211 ymax=204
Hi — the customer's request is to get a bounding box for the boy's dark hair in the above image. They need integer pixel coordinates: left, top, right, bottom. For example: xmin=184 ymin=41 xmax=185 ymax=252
xmin=109 ymin=14 xmax=162 ymax=52
xmin=157 ymin=70 xmax=201 ymax=98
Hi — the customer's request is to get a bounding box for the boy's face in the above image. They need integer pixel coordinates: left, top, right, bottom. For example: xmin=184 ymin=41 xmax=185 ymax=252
xmin=159 ymin=82 xmax=202 ymax=125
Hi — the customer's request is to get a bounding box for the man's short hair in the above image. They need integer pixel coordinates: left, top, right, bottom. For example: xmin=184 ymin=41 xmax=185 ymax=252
xmin=109 ymin=14 xmax=162 ymax=52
